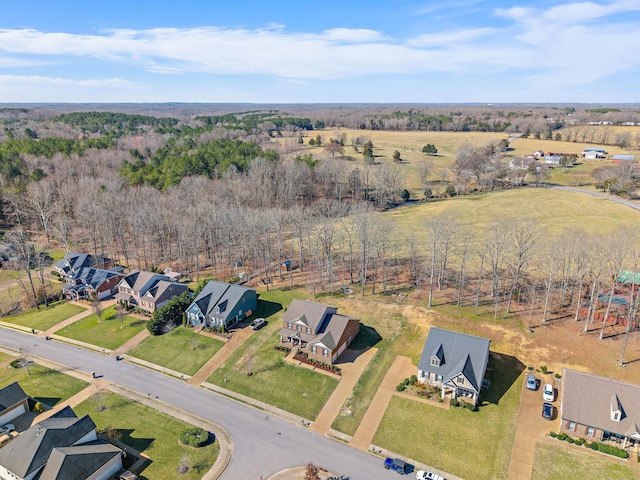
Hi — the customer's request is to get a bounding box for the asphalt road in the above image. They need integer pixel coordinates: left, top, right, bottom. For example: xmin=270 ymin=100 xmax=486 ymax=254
xmin=0 ymin=328 xmax=392 ymax=479
xmin=551 ymin=185 xmax=640 ymax=212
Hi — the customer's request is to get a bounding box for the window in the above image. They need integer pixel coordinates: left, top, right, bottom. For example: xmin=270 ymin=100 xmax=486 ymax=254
xmin=587 ymin=426 xmax=595 ymax=437
xmin=613 ymin=412 xmax=620 ymax=421
xmin=306 ymin=327 xmax=311 ymax=334
xmin=311 ymin=346 xmax=316 ymax=353
xmin=568 ymin=422 xmax=576 ymax=432
xmin=297 ymin=325 xmax=301 ymax=331
xmin=323 ymin=349 xmax=328 ymax=357
xmin=457 ymin=377 xmax=464 ymax=385
xmin=287 ymin=322 xmax=292 ymax=329
xmin=430 ymin=357 xmax=440 ymax=367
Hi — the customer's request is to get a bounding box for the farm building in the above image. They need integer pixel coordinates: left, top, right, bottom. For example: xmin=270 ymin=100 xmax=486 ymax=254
xmin=612 ymin=154 xmax=635 ymax=163
xmin=583 ymin=151 xmax=606 ymax=160
xmin=584 ymin=147 xmax=608 ymax=153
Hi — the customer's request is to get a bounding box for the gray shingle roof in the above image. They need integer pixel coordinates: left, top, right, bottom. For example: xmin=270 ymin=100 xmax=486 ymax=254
xmin=39 ymin=441 xmax=122 ymax=480
xmin=283 ymin=299 xmax=337 ymax=334
xmin=0 ymin=411 xmax=96 ymax=478
xmin=418 ymin=327 xmax=490 ymax=392
xmin=561 ymin=368 xmax=640 ymax=438
xmin=0 ymin=382 xmax=28 ymax=412
xmin=143 ymin=280 xmax=188 ymax=305
xmin=188 ymin=281 xmax=256 ymax=320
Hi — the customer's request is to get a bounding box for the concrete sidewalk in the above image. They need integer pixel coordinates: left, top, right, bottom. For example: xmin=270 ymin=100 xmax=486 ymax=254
xmin=111 ymin=328 xmax=150 ymax=357
xmin=187 ymin=327 xmax=254 ymax=386
xmin=309 ymin=347 xmax=377 ymax=436
xmin=41 ymin=302 xmax=104 ymax=336
xmin=32 ymin=377 xmax=112 ymax=425
xmin=349 ymin=355 xmax=415 ymax=451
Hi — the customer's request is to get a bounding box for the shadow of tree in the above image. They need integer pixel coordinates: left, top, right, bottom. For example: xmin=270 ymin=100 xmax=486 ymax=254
xmin=249 ymin=299 xmax=283 ymax=321
xmin=33 ymin=396 xmax=61 ymax=407
xmin=481 ymin=351 xmax=525 ymax=406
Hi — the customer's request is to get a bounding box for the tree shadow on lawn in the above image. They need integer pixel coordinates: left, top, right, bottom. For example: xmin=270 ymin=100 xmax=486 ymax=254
xmin=117 ymin=428 xmax=154 ymax=453
xmin=481 ymin=351 xmax=525 ymax=406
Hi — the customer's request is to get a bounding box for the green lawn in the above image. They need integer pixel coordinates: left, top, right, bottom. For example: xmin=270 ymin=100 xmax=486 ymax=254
xmin=74 ymin=392 xmax=219 ymax=480
xmin=3 ymin=302 xmax=86 ymax=331
xmin=128 ymin=327 xmax=225 ymax=375
xmin=207 ymin=288 xmax=338 ymax=420
xmin=532 ymin=442 xmax=639 ymax=480
xmin=0 ymin=363 xmax=88 ymax=407
xmin=0 ymin=351 xmax=13 ymax=363
xmin=372 ymin=352 xmax=522 ymax=480
xmin=56 ymin=305 xmax=147 ymax=350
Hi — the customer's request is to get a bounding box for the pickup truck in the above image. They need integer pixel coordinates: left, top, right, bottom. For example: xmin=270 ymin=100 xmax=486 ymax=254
xmin=384 ymin=457 xmax=411 ymax=474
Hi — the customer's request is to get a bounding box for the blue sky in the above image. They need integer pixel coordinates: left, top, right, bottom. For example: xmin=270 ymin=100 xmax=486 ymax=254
xmin=1 ymin=0 xmax=639 ymax=103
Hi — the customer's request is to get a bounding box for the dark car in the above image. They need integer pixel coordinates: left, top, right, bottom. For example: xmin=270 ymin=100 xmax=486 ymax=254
xmin=384 ymin=457 xmax=411 ymax=474
xmin=542 ymin=402 xmax=554 ymax=420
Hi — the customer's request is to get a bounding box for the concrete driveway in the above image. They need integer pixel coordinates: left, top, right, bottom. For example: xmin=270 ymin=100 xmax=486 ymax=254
xmin=508 ymin=374 xmax=560 ymax=480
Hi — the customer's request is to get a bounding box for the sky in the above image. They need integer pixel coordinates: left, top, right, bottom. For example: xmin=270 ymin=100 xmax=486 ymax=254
xmin=0 ymin=0 xmax=639 ymax=103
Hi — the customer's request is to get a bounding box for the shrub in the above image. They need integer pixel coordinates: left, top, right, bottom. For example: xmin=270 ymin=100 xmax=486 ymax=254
xmin=147 ymin=292 xmax=191 ymax=335
xmin=410 ymin=375 xmax=417 ymax=384
xmin=445 ymin=184 xmax=457 ymax=197
xmin=51 ymin=270 xmax=60 ymax=277
xmin=550 ymin=431 xmax=557 ymax=438
xmin=589 ymin=442 xmax=599 ymax=450
xmin=555 ymin=373 xmax=562 ymax=379
xmin=557 ymin=433 xmax=567 ymax=441
xmin=396 ymin=384 xmax=406 ymax=392
xmin=464 ymin=402 xmax=478 ymax=412
xmin=566 ymin=436 xmax=575 ymax=444
xmin=577 ymin=438 xmax=586 ymax=446
xmin=450 ymin=398 xmax=459 ymax=407
xmin=179 ymin=428 xmax=209 ymax=448
xmin=540 ymin=365 xmax=548 ymax=374
xmin=33 ymin=402 xmax=45 ymax=413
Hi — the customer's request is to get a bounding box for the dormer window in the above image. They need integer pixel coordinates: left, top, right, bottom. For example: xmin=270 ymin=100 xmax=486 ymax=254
xmin=430 ymin=357 xmax=440 ymax=367
xmin=613 ymin=412 xmax=620 ymax=422
xmin=611 ymin=393 xmax=624 ymax=422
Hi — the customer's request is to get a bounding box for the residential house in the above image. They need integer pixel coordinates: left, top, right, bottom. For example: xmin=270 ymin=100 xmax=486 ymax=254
xmin=115 ymin=270 xmax=188 ymax=314
xmin=280 ymin=299 xmax=360 ymax=364
xmin=560 ymin=368 xmax=640 ymax=449
xmin=186 ymin=281 xmax=257 ymax=330
xmin=612 ymin=154 xmax=635 ymax=163
xmin=0 ymin=407 xmax=124 ymax=480
xmin=508 ymin=156 xmax=536 ymax=170
xmin=61 ymin=267 xmax=125 ymax=300
xmin=583 ymin=151 xmax=606 ymax=160
xmin=0 ymin=382 xmax=30 ymax=426
xmin=53 ymin=253 xmax=113 ymax=279
xmin=417 ymin=327 xmax=491 ymax=406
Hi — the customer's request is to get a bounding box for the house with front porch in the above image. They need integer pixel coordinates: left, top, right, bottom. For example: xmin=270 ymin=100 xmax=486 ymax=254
xmin=186 ymin=281 xmax=257 ymax=330
xmin=115 ymin=270 xmax=188 ymax=314
xmin=417 ymin=327 xmax=490 ymax=406
xmin=560 ymin=368 xmax=640 ymax=450
xmin=53 ymin=252 xmax=113 ymax=279
xmin=61 ymin=267 xmax=125 ymax=300
xmin=280 ymin=299 xmax=360 ymax=365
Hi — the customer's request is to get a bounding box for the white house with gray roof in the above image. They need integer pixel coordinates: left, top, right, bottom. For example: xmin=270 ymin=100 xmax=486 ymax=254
xmin=560 ymin=368 xmax=640 ymax=449
xmin=186 ymin=281 xmax=257 ymax=330
xmin=418 ymin=327 xmax=491 ymax=406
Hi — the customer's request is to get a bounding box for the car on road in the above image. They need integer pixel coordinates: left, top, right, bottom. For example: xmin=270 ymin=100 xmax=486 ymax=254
xmin=526 ymin=373 xmax=537 ymax=391
xmin=542 ymin=402 xmax=554 ymax=420
xmin=384 ymin=457 xmax=411 ymax=474
xmin=0 ymin=424 xmax=14 ymax=436
xmin=543 ymin=383 xmax=555 ymax=402
xmin=416 ymin=470 xmax=446 ymax=480
xmin=249 ymin=318 xmax=266 ymax=330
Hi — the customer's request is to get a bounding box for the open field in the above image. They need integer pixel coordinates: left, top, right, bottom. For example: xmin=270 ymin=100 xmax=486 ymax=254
xmin=386 ymin=187 xmax=640 ymax=238
xmin=75 ymin=392 xmax=219 ymax=480
xmin=0 ymin=351 xmax=12 ymax=363
xmin=3 ymin=301 xmax=86 ymax=330
xmin=0 ymin=363 xmax=88 ymax=407
xmin=207 ymin=289 xmax=339 ymax=420
xmin=55 ymin=305 xmax=147 ymax=350
xmin=532 ymin=441 xmax=639 ymax=480
xmin=373 ymin=352 xmax=522 ymax=480
xmin=128 ymin=327 xmax=225 ymax=376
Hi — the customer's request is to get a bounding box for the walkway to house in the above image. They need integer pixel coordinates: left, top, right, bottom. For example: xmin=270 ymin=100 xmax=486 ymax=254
xmin=111 ymin=329 xmax=150 ymax=358
xmin=32 ymin=377 xmax=113 ymax=425
xmin=507 ymin=376 xmax=561 ymax=480
xmin=41 ymin=299 xmax=115 ymax=336
xmin=349 ymin=355 xmax=415 ymax=451
xmin=187 ymin=327 xmax=255 ymax=386
xmin=309 ymin=347 xmax=377 ymax=436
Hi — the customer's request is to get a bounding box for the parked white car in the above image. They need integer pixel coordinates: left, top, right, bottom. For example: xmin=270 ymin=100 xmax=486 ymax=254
xmin=416 ymin=470 xmax=445 ymax=480
xmin=543 ymin=383 xmax=555 ymax=402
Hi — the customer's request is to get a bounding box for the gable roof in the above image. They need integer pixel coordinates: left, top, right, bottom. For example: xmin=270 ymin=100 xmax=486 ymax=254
xmin=0 ymin=410 xmax=96 ymax=478
xmin=188 ymin=281 xmax=255 ymax=319
xmin=120 ymin=270 xmax=172 ymax=294
xmin=418 ymin=327 xmax=491 ymax=393
xmin=53 ymin=253 xmax=111 ymax=275
xmin=0 ymin=382 xmax=28 ymax=411
xmin=143 ymin=280 xmax=188 ymax=305
xmin=283 ymin=299 xmax=337 ymax=333
xmin=39 ymin=441 xmax=122 ymax=480
xmin=67 ymin=267 xmax=123 ymax=289
xmin=561 ymin=368 xmax=640 ymax=438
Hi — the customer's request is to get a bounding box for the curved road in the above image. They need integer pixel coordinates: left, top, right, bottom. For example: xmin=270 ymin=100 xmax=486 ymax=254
xmin=0 ymin=328 xmax=388 ymax=479
xmin=551 ymin=185 xmax=640 ymax=212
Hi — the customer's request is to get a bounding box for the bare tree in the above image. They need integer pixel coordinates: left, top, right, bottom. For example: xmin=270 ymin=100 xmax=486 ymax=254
xmin=93 ymin=381 xmax=106 ymax=412
xmin=505 ymin=222 xmax=541 ymax=313
xmin=304 ymin=462 xmax=321 ymax=480
xmin=93 ymin=298 xmax=103 ymax=323
xmin=19 ymin=346 xmax=32 ymax=375
xmin=6 ymin=228 xmax=39 ymax=309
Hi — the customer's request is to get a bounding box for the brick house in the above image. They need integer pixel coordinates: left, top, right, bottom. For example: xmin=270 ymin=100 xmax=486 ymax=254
xmin=115 ymin=270 xmax=188 ymax=314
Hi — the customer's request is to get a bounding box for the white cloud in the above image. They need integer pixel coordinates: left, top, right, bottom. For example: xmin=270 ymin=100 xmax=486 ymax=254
xmin=407 ymin=28 xmax=496 ymax=47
